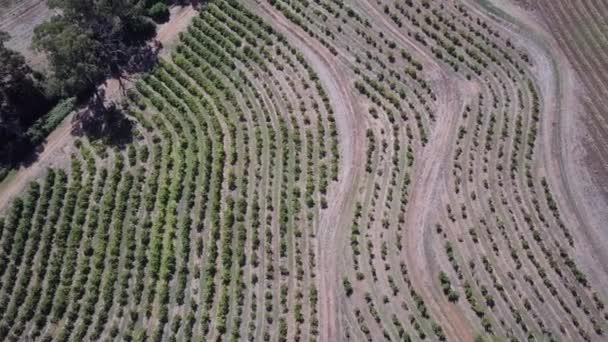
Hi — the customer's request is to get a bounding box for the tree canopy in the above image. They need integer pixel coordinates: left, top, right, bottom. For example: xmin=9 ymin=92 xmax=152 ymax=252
xmin=1 ymin=31 xmax=36 ymax=163
xmin=0 ymin=31 xmax=30 ymax=93
xmin=33 ymin=0 xmax=158 ymax=97
xmin=0 ymin=31 xmax=48 ymax=164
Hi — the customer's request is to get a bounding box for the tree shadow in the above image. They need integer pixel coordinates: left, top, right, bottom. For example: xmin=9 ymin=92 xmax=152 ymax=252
xmin=110 ymin=38 xmax=160 ymax=83
xmin=73 ymin=89 xmax=134 ymax=149
xmin=8 ymin=86 xmax=135 ymax=172
xmin=17 ymin=143 xmax=47 ymax=168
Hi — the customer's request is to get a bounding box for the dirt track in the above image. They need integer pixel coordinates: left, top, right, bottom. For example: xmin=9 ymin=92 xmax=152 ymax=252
xmin=356 ymin=1 xmax=478 ymax=340
xmin=254 ymin=3 xmax=366 ymax=339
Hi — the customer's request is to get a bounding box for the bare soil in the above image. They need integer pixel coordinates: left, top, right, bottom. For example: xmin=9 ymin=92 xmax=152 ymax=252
xmin=0 ymin=112 xmax=74 ymax=213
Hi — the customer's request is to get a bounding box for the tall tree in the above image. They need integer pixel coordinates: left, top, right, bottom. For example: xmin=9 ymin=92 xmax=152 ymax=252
xmin=0 ymin=32 xmax=30 ymax=91
xmin=0 ymin=31 xmax=32 ymax=163
xmin=33 ymin=19 xmax=105 ymax=96
xmin=33 ymin=0 xmax=156 ymax=97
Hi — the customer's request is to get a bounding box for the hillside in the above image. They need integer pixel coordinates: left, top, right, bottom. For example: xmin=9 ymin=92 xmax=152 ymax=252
xmin=0 ymin=0 xmax=606 ymax=341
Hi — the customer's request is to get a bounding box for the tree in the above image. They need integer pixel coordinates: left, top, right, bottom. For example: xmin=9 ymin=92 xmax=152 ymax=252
xmin=33 ymin=0 xmax=157 ymax=97
xmin=0 ymin=31 xmax=48 ymax=164
xmin=0 ymin=32 xmax=30 ymax=91
xmin=0 ymin=31 xmax=30 ymax=159
xmin=343 ymin=277 xmax=353 ymax=297
xmin=148 ymin=2 xmax=170 ymax=23
xmin=33 ymin=19 xmax=106 ymax=96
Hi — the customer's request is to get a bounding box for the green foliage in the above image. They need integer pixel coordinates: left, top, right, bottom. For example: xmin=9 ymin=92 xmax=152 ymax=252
xmin=474 ymin=335 xmax=486 ymax=342
xmin=148 ymin=2 xmax=170 ymax=22
xmin=33 ymin=18 xmax=107 ymax=95
xmin=0 ymin=31 xmax=30 ymax=93
xmin=26 ymin=97 xmax=75 ymax=145
xmin=343 ymin=277 xmax=353 ymax=297
xmin=0 ymin=2 xmax=347 ymax=340
xmin=0 ymin=31 xmax=53 ymax=165
xmin=33 ymin=0 xmax=156 ymax=96
xmin=439 ymin=271 xmax=459 ymax=302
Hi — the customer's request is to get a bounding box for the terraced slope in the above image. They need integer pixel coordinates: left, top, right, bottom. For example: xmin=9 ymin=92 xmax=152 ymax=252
xmin=0 ymin=0 xmax=606 ymax=341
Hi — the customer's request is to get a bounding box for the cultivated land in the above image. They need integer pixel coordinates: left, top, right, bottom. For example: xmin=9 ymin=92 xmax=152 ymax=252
xmin=0 ymin=0 xmax=607 ymax=341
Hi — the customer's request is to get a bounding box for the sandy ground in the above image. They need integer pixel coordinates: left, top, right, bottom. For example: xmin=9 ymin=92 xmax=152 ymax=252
xmin=522 ymin=0 xmax=608 ymax=286
xmin=0 ymin=4 xmax=198 ymax=214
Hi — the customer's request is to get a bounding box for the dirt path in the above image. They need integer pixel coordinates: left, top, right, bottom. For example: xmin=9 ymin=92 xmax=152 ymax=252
xmin=0 ymin=4 xmax=198 ymax=214
xmin=402 ymin=73 xmax=475 ymax=342
xmin=355 ymin=1 xmax=476 ymax=340
xmin=254 ymin=3 xmax=366 ymax=340
xmin=157 ymin=5 xmax=198 ymax=56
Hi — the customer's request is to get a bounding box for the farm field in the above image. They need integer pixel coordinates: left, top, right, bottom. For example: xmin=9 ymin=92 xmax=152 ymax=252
xmin=0 ymin=0 xmax=607 ymax=341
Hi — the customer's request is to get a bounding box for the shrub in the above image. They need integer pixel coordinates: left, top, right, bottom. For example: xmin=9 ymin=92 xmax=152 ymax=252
xmin=26 ymin=97 xmax=76 ymax=145
xmin=343 ymin=278 xmax=353 ymax=297
xmin=148 ymin=2 xmax=170 ymax=23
